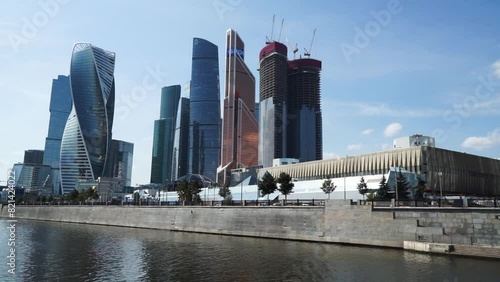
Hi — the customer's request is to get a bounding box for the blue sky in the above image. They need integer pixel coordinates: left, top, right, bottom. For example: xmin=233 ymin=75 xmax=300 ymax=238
xmin=1 ymin=0 xmax=499 ymax=185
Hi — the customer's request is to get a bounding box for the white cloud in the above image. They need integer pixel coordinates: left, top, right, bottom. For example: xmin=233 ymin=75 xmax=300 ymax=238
xmin=384 ymin=123 xmax=402 ymax=137
xmin=461 ymin=128 xmax=500 ymax=150
xmin=492 ymin=60 xmax=500 ymax=78
xmin=381 ymin=143 xmax=391 ymax=150
xmin=361 ymin=129 xmax=374 ymax=135
xmin=323 ymin=152 xmax=340 ymax=160
xmin=347 ymin=144 xmax=362 ymax=151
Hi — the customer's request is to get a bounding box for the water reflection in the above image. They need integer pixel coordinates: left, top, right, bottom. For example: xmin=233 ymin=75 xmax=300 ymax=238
xmin=0 ymin=220 xmax=498 ymax=282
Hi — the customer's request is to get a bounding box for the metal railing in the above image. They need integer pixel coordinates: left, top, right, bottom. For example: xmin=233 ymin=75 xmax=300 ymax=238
xmin=360 ymin=197 xmax=499 ymax=208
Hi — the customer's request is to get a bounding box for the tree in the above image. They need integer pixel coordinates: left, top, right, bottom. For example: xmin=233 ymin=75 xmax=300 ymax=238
xmin=68 ymin=189 xmax=79 ymax=204
xmin=376 ymin=176 xmax=390 ymax=200
xmin=219 ymin=185 xmax=232 ymax=204
xmin=176 ymin=180 xmax=190 ymax=202
xmin=188 ymin=181 xmax=202 ymax=203
xmin=47 ymin=195 xmax=54 ymax=204
xmin=258 ymin=172 xmax=277 ymax=198
xmin=414 ymin=176 xmax=426 ymax=200
xmin=133 ymin=192 xmax=140 ymax=205
xmin=41 ymin=195 xmax=47 ymax=203
xmin=78 ymin=189 xmax=88 ymax=203
xmin=357 ymin=177 xmax=369 ymax=199
xmin=176 ymin=180 xmax=202 ymax=203
xmin=366 ymin=192 xmax=376 ymax=201
xmin=321 ymin=179 xmax=336 ymax=199
xmin=276 ymin=172 xmax=294 ymax=201
xmin=396 ymin=169 xmax=411 ymax=200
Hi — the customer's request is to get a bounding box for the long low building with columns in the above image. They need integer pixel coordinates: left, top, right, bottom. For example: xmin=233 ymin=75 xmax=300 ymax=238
xmin=246 ymin=146 xmax=500 ymax=197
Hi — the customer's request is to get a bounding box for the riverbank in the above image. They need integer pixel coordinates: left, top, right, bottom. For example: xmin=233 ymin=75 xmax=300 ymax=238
xmin=2 ymin=200 xmax=499 ymax=259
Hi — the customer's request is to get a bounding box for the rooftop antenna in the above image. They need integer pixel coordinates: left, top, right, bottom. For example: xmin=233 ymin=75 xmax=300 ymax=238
xmin=303 ymin=28 xmax=316 ymax=57
xmin=278 ymin=18 xmax=284 ymax=42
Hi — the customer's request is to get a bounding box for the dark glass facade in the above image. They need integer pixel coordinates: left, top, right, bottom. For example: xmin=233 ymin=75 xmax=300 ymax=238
xmin=42 ymin=75 xmax=72 ymax=195
xmin=189 ymin=38 xmax=221 ymax=181
xmin=60 ymin=43 xmax=116 ymax=194
xmin=287 ymin=59 xmax=323 ymax=162
xmin=24 ymin=150 xmax=44 ymax=165
xmin=150 ymin=85 xmax=181 ymax=184
xmin=258 ymin=42 xmax=288 ymax=168
xmin=219 ymin=29 xmax=258 ymax=187
xmin=172 ymin=97 xmax=190 ymax=181
xmin=104 ymin=139 xmax=134 ymax=187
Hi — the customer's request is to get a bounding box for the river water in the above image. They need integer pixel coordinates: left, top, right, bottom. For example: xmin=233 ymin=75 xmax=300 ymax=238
xmin=0 ymin=219 xmax=498 ymax=281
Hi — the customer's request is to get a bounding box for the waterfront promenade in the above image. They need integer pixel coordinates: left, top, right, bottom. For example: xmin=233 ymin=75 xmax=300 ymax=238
xmin=1 ymin=199 xmax=499 ymax=259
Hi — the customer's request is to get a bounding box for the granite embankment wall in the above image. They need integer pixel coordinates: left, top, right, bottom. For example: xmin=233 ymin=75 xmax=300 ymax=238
xmin=2 ymin=200 xmax=499 ymax=258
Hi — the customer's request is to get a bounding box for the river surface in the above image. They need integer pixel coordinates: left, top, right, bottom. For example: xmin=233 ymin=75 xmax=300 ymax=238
xmin=0 ymin=219 xmax=498 ymax=282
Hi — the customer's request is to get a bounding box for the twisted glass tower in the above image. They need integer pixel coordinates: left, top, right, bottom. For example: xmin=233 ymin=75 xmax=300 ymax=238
xmin=60 ymin=43 xmax=116 ymax=194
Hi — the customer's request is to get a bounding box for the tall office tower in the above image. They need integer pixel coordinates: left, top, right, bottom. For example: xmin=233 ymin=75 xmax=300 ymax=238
xmin=172 ymin=97 xmax=190 ymax=181
xmin=258 ymin=42 xmax=288 ymax=168
xmin=150 ymin=85 xmax=181 ymax=184
xmin=104 ymin=139 xmax=134 ymax=187
xmin=60 ymin=43 xmax=116 ymax=194
xmin=287 ymin=58 xmax=323 ymax=162
xmin=17 ymin=150 xmax=51 ymax=194
xmin=189 ymin=38 xmax=220 ymax=181
xmin=24 ymin=150 xmax=44 ymax=165
xmin=43 ymin=75 xmax=72 ymax=194
xmin=218 ymin=29 xmax=258 ymax=187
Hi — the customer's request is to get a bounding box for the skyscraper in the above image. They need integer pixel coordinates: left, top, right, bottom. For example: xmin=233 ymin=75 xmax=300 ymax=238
xmin=150 ymin=85 xmax=181 ymax=184
xmin=60 ymin=43 xmax=116 ymax=194
xmin=43 ymin=75 xmax=72 ymax=194
xmin=104 ymin=139 xmax=134 ymax=187
xmin=172 ymin=97 xmax=190 ymax=181
xmin=258 ymin=42 xmax=288 ymax=168
xmin=24 ymin=150 xmax=44 ymax=165
xmin=189 ymin=38 xmax=220 ymax=181
xmin=218 ymin=29 xmax=258 ymax=186
xmin=287 ymin=58 xmax=323 ymax=162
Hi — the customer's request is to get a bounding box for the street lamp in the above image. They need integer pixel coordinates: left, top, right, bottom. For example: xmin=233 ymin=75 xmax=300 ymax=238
xmin=438 ymin=171 xmax=443 ymax=199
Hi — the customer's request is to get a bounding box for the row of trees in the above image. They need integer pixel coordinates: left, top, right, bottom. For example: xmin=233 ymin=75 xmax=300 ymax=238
xmin=172 ymin=170 xmax=428 ymax=204
xmin=326 ymin=170 xmax=427 ymax=201
xmin=67 ymin=187 xmax=100 ymax=204
xmin=368 ymin=172 xmax=427 ymax=200
xmin=258 ymin=172 xmax=295 ymax=200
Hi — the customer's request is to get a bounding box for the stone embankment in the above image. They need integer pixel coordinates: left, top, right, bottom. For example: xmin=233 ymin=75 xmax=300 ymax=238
xmin=2 ymin=200 xmax=499 ymax=259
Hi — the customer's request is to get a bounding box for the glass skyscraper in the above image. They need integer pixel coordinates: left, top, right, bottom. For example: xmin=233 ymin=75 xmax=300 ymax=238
xmin=218 ymin=29 xmax=258 ymax=187
xmin=104 ymin=139 xmax=134 ymax=187
xmin=172 ymin=97 xmax=190 ymax=182
xmin=60 ymin=43 xmax=116 ymax=194
xmin=189 ymin=38 xmax=220 ymax=181
xmin=150 ymin=85 xmax=181 ymax=184
xmin=42 ymin=75 xmax=72 ymax=194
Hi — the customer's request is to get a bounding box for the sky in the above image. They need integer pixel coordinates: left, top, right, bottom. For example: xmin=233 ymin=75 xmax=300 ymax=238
xmin=1 ymin=0 xmax=499 ymax=185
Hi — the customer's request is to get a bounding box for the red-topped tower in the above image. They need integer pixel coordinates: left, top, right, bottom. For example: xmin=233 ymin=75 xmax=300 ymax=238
xmin=287 ymin=58 xmax=323 ymax=162
xmin=258 ymin=42 xmax=288 ymax=168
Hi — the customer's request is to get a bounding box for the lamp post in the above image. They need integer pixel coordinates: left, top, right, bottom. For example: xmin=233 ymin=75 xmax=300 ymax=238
xmin=343 ymin=176 xmax=346 ymax=200
xmin=438 ymin=171 xmax=443 ymax=199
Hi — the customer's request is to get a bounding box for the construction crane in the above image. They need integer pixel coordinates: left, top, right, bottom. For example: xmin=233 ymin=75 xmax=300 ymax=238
xmin=278 ymin=18 xmax=284 ymax=42
xmin=265 ymin=15 xmax=276 ymax=44
xmin=286 ymin=37 xmax=299 ymax=60
xmin=303 ymin=28 xmax=316 ymax=57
